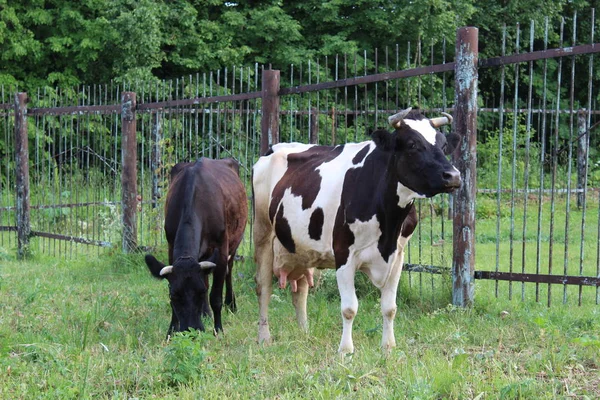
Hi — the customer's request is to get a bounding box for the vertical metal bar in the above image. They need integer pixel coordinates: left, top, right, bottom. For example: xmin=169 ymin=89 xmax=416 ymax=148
xmin=121 ymin=91 xmax=137 ymax=252
xmin=508 ymin=24 xmax=521 ymax=301
xmin=15 ymin=92 xmax=30 ymax=258
xmin=260 ymin=70 xmax=280 ymax=155
xmin=584 ymin=9 xmax=596 ymax=305
xmin=417 ymin=40 xmax=422 ymax=107
xmin=535 ymin=18 xmax=550 ymax=303
xmin=562 ymin=12 xmax=578 ymax=304
xmin=548 ymin=18 xmax=565 ymax=307
xmin=441 ymin=36 xmax=448 ymax=266
xmin=375 ymin=48 xmax=379 ymax=127
xmin=576 ymin=111 xmax=587 ymax=210
xmin=521 ymin=21 xmax=535 ymax=301
xmin=452 ymin=27 xmax=478 ymax=307
xmin=35 ymin=88 xmax=42 ymax=254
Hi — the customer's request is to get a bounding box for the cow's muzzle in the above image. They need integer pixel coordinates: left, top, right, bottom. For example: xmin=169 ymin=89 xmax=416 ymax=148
xmin=442 ymin=170 xmax=461 ymax=191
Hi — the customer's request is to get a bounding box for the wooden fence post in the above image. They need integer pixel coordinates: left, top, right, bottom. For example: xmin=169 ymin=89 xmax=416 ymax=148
xmin=576 ymin=109 xmax=588 ymax=209
xmin=15 ymin=92 xmax=30 ymax=259
xmin=121 ymin=92 xmax=137 ymax=252
xmin=261 ymin=70 xmax=280 ymax=155
xmin=453 ymin=27 xmax=478 ymax=307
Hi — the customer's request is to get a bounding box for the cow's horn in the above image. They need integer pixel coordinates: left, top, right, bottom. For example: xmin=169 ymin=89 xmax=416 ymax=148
xmin=199 ymin=261 xmax=216 ymax=269
xmin=430 ymin=112 xmax=453 ymax=128
xmin=159 ymin=265 xmax=173 ymax=276
xmin=388 ymin=107 xmax=413 ymax=129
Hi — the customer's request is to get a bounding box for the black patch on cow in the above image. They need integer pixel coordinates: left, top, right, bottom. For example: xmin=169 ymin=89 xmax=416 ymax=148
xmin=333 ymin=205 xmax=355 ymax=268
xmin=352 ymin=146 xmax=369 ymax=165
xmin=275 ymin=204 xmax=295 ymax=253
xmin=308 ymin=207 xmax=324 ymax=241
xmin=269 ymin=145 xmax=344 ymax=222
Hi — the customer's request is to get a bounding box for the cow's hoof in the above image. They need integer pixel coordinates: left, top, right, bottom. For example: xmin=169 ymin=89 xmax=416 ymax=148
xmin=337 ymin=346 xmax=354 ymax=355
xmin=258 ymin=332 xmax=272 ymax=345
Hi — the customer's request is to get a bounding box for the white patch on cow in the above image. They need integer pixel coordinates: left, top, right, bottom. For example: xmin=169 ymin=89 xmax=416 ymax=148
xmin=397 ymin=182 xmax=425 ymax=207
xmin=404 ymin=119 xmax=437 ymax=145
xmin=343 ymin=215 xmax=395 ymax=289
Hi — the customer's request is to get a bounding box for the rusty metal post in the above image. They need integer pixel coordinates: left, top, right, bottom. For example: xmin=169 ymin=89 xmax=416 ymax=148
xmin=261 ymin=69 xmax=280 ymax=155
xmin=576 ymin=109 xmax=588 ymax=209
xmin=15 ymin=93 xmax=30 ymax=258
xmin=452 ymin=27 xmax=478 ymax=307
xmin=121 ymin=92 xmax=137 ymax=252
xmin=309 ymin=108 xmax=319 ymax=144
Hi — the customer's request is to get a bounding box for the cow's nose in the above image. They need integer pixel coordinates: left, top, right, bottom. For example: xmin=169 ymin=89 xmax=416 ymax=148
xmin=443 ymin=169 xmax=461 ymax=187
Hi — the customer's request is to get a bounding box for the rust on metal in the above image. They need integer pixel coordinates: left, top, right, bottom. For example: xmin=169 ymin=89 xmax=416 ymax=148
xmin=31 ymin=231 xmax=112 ymax=247
xmin=480 ymin=42 xmax=600 ymax=68
xmin=137 ymin=91 xmax=262 ymax=111
xmin=475 ymin=271 xmax=600 ymax=287
xmin=260 ymin=70 xmax=280 ymax=155
xmin=452 ymin=27 xmax=478 ymax=307
xmin=28 ymin=104 xmax=120 ymax=116
xmin=279 ymin=63 xmax=455 ymax=95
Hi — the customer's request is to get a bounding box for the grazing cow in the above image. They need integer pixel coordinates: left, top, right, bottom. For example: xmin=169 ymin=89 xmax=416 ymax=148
xmin=145 ymin=158 xmax=248 ymax=336
xmin=252 ymin=108 xmax=461 ymax=353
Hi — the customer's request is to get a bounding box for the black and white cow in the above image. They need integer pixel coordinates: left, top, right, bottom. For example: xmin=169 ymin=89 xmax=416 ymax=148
xmin=252 ymin=108 xmax=461 ymax=353
xmin=145 ymin=158 xmax=248 ymax=336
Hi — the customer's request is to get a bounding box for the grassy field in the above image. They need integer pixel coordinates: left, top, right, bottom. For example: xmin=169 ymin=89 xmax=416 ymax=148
xmin=1 ymin=247 xmax=599 ymax=399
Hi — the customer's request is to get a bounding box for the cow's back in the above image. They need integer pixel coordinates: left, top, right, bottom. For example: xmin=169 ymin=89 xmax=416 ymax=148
xmin=166 ymin=158 xmax=247 ymax=249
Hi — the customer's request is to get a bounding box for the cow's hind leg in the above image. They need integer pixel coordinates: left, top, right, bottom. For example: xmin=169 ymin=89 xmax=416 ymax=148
xmin=255 ymin=239 xmax=274 ymax=344
xmin=291 ymin=275 xmax=309 ymax=333
xmin=225 ymin=254 xmax=237 ymax=312
xmin=336 ymin=264 xmax=358 ymax=354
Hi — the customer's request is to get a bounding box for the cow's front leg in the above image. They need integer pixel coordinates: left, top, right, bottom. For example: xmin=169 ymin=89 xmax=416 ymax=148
xmin=336 ymin=264 xmax=358 ymax=354
xmin=291 ymin=275 xmax=309 ymax=333
xmin=210 ymin=252 xmax=229 ymax=334
xmin=201 ymin=273 xmax=212 ymax=318
xmin=380 ymin=236 xmax=408 ymax=351
xmin=255 ymin=240 xmax=274 ymax=344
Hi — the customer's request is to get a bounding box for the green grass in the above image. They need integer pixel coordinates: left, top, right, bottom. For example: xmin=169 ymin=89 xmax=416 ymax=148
xmin=1 ymin=252 xmax=599 ymax=399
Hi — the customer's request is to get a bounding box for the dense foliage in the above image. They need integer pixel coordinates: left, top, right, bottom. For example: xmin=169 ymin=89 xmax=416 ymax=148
xmin=0 ymin=0 xmax=591 ymax=90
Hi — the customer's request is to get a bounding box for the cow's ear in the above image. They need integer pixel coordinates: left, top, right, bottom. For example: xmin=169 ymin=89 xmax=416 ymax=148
xmin=145 ymin=254 xmax=166 ymax=279
xmin=444 ymin=133 xmax=461 ymax=155
xmin=371 ymin=129 xmax=394 ymax=151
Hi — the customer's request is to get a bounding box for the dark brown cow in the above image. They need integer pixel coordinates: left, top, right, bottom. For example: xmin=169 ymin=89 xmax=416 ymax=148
xmin=145 ymin=158 xmax=248 ymax=335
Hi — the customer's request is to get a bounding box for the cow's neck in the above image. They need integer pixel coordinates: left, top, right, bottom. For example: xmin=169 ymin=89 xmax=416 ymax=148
xmin=173 ymin=218 xmax=203 ymax=260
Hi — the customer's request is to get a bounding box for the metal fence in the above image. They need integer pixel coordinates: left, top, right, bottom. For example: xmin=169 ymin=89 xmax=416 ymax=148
xmin=1 ymin=14 xmax=600 ymax=306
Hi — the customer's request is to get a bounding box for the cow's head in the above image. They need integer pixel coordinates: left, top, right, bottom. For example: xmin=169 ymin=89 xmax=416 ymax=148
xmin=145 ymin=254 xmax=215 ymax=333
xmin=372 ymin=108 xmax=461 ymax=198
